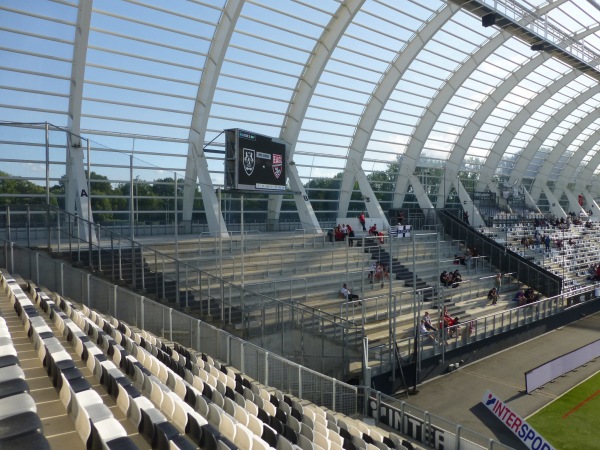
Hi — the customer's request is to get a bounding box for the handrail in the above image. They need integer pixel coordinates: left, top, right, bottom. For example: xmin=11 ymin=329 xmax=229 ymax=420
xmin=339 ymin=294 xmax=390 ymax=325
xmin=368 ymin=283 xmax=600 ymax=378
xmin=13 ymin=205 xmax=364 ymax=343
xmin=243 ymin=277 xmax=308 ymax=304
xmin=438 ymin=209 xmax=562 ymax=296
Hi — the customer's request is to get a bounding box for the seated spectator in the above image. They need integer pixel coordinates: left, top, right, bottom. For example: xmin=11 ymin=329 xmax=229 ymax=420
xmin=449 ymin=316 xmax=462 ymax=337
xmin=422 ymin=311 xmax=436 ymax=332
xmin=524 ymin=287 xmax=539 ymax=304
xmin=334 ymin=226 xmax=344 ymax=241
xmin=442 ymin=307 xmax=454 ymax=326
xmin=440 ymin=271 xmax=451 ymax=287
xmin=451 ymin=270 xmax=462 ymax=288
xmin=374 ymin=262 xmax=384 ymax=285
xmin=340 ymin=283 xmax=360 ymax=304
xmin=453 ymin=254 xmax=466 ymax=265
xmin=513 ymin=290 xmax=525 ymax=306
xmin=419 ymin=320 xmax=437 ymax=344
xmin=442 ymin=308 xmax=461 ymax=337
xmin=488 ymin=287 xmax=499 ymax=305
xmin=368 ymin=224 xmax=378 ymax=236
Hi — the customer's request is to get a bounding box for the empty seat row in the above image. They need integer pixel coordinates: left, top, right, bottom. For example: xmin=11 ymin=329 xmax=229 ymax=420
xmin=0 ymin=274 xmax=51 ymax=449
xmin=66 ymin=295 xmax=411 ymax=450
xmin=32 ymin=285 xmax=203 ymax=450
xmin=56 ymin=292 xmax=244 ymax=450
xmin=1 ymin=273 xmax=137 ymax=450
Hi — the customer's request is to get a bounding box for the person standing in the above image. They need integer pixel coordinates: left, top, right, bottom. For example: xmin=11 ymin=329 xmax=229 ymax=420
xmin=358 ymin=211 xmax=366 ymax=231
xmin=494 ymin=273 xmax=502 ymax=294
xmin=347 ymin=224 xmax=355 ymax=247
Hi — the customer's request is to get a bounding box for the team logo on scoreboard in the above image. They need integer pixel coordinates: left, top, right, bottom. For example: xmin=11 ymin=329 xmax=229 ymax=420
xmin=243 ymin=148 xmax=255 ymax=176
xmin=273 ymin=154 xmax=283 ymax=179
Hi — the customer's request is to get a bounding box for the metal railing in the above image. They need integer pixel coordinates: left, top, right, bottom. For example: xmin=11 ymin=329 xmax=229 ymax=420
xmin=0 ymin=205 xmax=364 ymax=377
xmin=368 ymin=283 xmax=600 ymax=378
xmin=438 ymin=210 xmax=562 ymax=297
xmin=1 ymin=239 xmax=521 ymax=450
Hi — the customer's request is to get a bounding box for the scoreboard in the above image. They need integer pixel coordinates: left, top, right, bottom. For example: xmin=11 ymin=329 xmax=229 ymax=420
xmin=225 ymin=129 xmax=287 ymax=191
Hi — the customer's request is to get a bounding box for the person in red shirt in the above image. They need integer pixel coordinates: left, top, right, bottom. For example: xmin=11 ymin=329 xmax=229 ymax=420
xmin=358 ymin=211 xmax=366 ymax=231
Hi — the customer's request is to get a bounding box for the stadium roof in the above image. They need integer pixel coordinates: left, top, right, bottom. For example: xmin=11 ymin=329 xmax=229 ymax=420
xmin=2 ymin=0 xmax=600 ymax=229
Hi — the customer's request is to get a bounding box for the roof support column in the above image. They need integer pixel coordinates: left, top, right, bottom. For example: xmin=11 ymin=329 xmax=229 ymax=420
xmin=268 ymin=0 xmax=365 ymax=227
xmin=455 ymin=178 xmax=485 ymax=228
xmin=187 ymin=141 xmax=228 ymax=237
xmin=354 ymin=168 xmax=388 ymax=227
xmin=542 ymin=185 xmax=567 ymax=219
xmin=529 ymin=181 xmax=543 ymax=205
xmin=581 ymin=190 xmax=600 ymax=220
xmin=523 ymin=186 xmax=542 ymax=214
xmin=409 ymin=175 xmax=434 ymax=213
xmin=560 ymin=186 xmax=587 ymax=216
xmin=285 ymin=162 xmax=322 ymax=232
xmin=182 ymin=0 xmax=244 ymax=236
xmin=66 ymin=0 xmax=94 ymax=241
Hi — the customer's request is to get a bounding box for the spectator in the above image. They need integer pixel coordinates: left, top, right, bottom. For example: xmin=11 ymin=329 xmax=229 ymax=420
xmin=419 ymin=320 xmax=437 ymax=344
xmin=463 ymin=211 xmax=469 ymax=225
xmin=374 ymin=262 xmax=384 ymax=286
xmin=382 ymin=264 xmax=390 ymax=283
xmin=493 ymin=273 xmax=502 ymax=294
xmin=358 ymin=211 xmax=366 ymax=231
xmin=449 ymin=316 xmax=462 ymax=337
xmin=451 ymin=270 xmax=462 ymax=288
xmin=340 ymin=283 xmax=360 ymax=304
xmin=513 ymin=290 xmax=525 ymax=306
xmin=440 ymin=271 xmax=451 ymax=288
xmin=524 ymin=288 xmax=540 ymax=304
xmin=544 ymin=234 xmax=551 ymax=252
xmin=487 ymin=287 xmax=498 ymax=305
xmin=327 ymin=228 xmax=334 ymax=242
xmin=464 ymin=246 xmax=472 ymax=267
xmin=453 ymin=254 xmax=465 ymax=265
xmin=422 ymin=311 xmax=436 ymax=332
xmin=347 ymin=224 xmax=355 ymax=247
xmin=368 ymin=224 xmax=378 ymax=236
xmin=368 ymin=260 xmax=377 ymax=284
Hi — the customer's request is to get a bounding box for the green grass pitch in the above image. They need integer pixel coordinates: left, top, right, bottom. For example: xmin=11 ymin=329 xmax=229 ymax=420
xmin=527 ymin=371 xmax=600 ymax=450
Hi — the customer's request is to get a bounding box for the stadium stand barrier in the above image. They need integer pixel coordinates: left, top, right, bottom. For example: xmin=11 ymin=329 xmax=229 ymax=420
xmin=1 ymin=265 xmax=519 ymax=450
xmin=0 ymin=204 xmax=365 ymax=380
